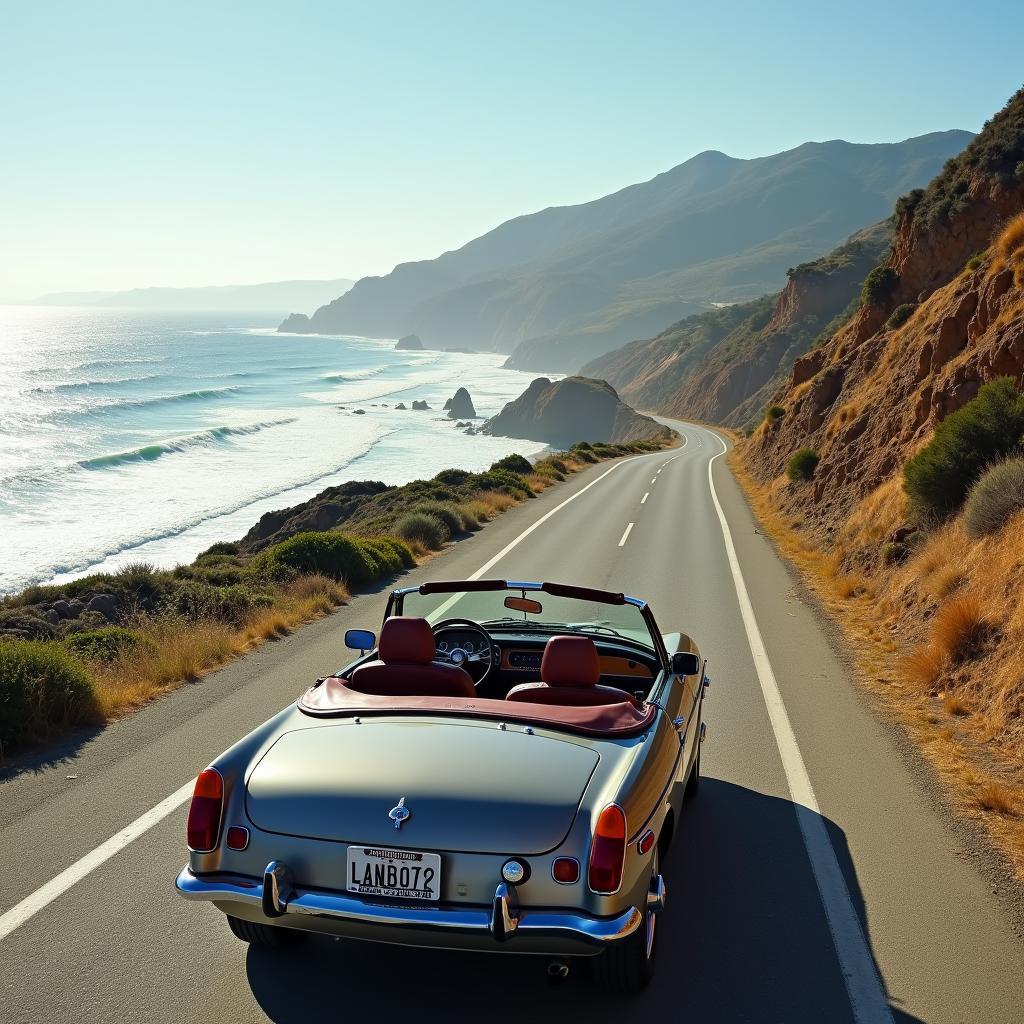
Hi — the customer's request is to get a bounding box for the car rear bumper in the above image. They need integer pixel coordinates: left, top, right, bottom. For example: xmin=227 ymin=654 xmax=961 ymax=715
xmin=176 ymin=865 xmax=642 ymax=956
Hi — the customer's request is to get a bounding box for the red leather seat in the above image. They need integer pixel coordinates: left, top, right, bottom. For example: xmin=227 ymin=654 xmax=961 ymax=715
xmin=505 ymin=635 xmax=634 ymax=706
xmin=348 ymin=617 xmax=476 ymax=698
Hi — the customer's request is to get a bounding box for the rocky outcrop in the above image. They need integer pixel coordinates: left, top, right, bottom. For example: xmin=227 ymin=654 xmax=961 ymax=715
xmin=446 ymin=388 xmax=476 ymax=419
xmin=743 ymin=87 xmax=1024 ymax=531
xmin=411 ymin=400 xmax=430 ymax=411
xmin=483 ymin=376 xmax=673 ymax=446
xmin=396 ymin=334 xmax=424 ymax=350
xmin=583 ymin=221 xmax=893 ymax=428
xmin=279 ymin=313 xmax=312 ymax=333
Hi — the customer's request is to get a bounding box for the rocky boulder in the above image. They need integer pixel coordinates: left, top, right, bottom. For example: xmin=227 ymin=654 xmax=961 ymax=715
xmin=411 ymin=400 xmax=430 ymax=411
xmin=396 ymin=334 xmax=424 ymax=350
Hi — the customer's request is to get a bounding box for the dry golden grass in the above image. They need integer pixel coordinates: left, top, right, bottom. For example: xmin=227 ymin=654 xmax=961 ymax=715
xmin=902 ymin=643 xmax=946 ymax=691
xmin=976 ymin=782 xmax=1018 ymax=816
xmin=475 ymin=489 xmax=518 ymax=514
xmin=996 ymin=212 xmax=1024 ymax=261
xmin=933 ymin=594 xmax=990 ymax=661
xmin=460 ymin=499 xmax=493 ymax=525
xmin=524 ymin=472 xmax=553 ymax=492
xmin=943 ymin=693 xmax=970 ymax=716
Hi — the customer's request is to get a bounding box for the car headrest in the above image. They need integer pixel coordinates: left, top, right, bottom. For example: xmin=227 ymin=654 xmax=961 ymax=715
xmin=378 ymin=617 xmax=435 ymax=664
xmin=541 ymin=635 xmax=600 ymax=687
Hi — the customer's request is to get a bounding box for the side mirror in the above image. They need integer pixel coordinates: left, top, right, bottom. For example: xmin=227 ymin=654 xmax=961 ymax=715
xmin=345 ymin=628 xmax=376 ymax=654
xmin=671 ymin=651 xmax=701 ymax=677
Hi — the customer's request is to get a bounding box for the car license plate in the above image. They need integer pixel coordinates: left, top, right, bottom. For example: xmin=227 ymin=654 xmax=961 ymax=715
xmin=346 ymin=846 xmax=441 ymax=901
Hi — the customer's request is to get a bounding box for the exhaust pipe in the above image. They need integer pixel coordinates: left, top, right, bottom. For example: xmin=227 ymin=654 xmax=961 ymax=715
xmin=547 ymin=960 xmax=570 ymax=983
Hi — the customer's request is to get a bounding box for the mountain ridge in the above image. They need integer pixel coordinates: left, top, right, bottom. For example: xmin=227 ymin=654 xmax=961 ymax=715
xmin=280 ymin=132 xmax=972 ymax=369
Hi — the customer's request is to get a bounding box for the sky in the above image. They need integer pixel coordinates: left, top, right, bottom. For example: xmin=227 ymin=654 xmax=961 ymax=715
xmin=2 ymin=0 xmax=1022 ymax=301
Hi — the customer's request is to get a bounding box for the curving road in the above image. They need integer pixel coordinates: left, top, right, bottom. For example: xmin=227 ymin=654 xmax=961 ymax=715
xmin=1 ymin=420 xmax=1021 ymax=1023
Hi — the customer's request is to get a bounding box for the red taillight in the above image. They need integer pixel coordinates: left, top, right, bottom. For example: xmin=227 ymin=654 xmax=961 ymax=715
xmin=552 ymin=857 xmax=580 ymax=884
xmin=637 ymin=829 xmax=656 ymax=855
xmin=187 ymin=768 xmax=224 ymax=852
xmin=226 ymin=826 xmax=249 ymax=851
xmin=588 ymin=804 xmax=626 ymax=893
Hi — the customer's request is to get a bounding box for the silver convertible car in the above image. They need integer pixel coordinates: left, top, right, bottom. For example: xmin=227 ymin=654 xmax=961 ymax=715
xmin=176 ymin=579 xmax=709 ymax=990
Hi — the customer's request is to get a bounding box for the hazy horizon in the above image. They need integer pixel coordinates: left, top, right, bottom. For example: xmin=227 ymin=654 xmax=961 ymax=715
xmin=3 ymin=0 xmax=1022 ymax=301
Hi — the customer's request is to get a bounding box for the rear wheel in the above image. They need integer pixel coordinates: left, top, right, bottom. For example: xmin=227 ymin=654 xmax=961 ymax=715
xmin=589 ymin=850 xmax=659 ymax=992
xmin=226 ymin=914 xmax=306 ymax=948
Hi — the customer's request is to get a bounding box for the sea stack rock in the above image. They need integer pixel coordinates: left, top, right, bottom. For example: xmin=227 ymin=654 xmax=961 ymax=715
xmin=279 ymin=312 xmax=312 ymax=333
xmin=396 ymin=334 xmax=424 ymax=351
xmin=446 ymin=387 xmax=476 ymax=419
xmin=411 ymin=400 xmax=430 ymax=411
xmin=482 ymin=376 xmax=673 ymax=447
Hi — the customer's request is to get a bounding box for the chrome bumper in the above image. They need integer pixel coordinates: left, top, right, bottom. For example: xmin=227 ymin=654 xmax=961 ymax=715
xmin=176 ymin=865 xmax=642 ymax=954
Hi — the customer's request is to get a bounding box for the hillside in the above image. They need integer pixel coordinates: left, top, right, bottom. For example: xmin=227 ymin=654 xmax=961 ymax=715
xmin=736 ymin=88 xmax=1024 ymax=872
xmin=280 ymin=133 xmax=971 ymax=369
xmin=481 ymin=376 xmax=673 ymax=447
xmin=584 ymin=220 xmax=892 ymax=428
xmin=33 ymin=278 xmax=354 ymax=311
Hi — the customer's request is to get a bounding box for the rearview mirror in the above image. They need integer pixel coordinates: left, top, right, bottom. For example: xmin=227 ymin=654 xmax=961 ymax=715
xmin=345 ymin=628 xmax=376 ymax=653
xmin=504 ymin=595 xmax=543 ymax=614
xmin=672 ymin=651 xmax=701 ymax=677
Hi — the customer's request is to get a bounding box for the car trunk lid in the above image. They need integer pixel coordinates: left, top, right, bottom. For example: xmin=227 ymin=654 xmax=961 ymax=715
xmin=245 ymin=719 xmax=600 ymax=854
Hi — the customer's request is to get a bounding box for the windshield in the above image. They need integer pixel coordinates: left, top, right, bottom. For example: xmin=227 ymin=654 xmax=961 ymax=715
xmin=396 ymin=584 xmax=658 ymax=650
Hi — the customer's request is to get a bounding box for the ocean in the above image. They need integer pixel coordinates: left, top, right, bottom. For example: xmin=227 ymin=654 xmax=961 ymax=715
xmin=0 ymin=306 xmax=550 ymax=594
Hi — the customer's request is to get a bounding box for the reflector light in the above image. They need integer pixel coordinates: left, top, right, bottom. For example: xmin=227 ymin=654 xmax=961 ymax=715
xmin=588 ymin=804 xmax=627 ymax=893
xmin=638 ymin=829 xmax=656 ymax=855
xmin=186 ymin=768 xmax=224 ymax=852
xmin=552 ymin=857 xmax=580 ymax=884
xmin=226 ymin=826 xmax=249 ymax=851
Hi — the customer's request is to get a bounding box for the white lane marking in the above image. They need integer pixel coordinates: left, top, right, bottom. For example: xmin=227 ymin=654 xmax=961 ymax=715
xmin=0 ymin=779 xmax=196 ymax=943
xmin=0 ymin=450 xmax=665 ymax=942
xmin=618 ymin=522 xmax=634 ymax=547
xmin=650 ymin=477 xmax=657 ymax=484
xmin=423 ymin=456 xmax=649 ymax=622
xmin=706 ymin=432 xmax=893 ymax=1023
xmin=641 ymin=492 xmax=649 ymax=504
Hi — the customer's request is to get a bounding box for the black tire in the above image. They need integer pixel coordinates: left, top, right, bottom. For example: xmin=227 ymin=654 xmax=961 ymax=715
xmin=589 ymin=851 xmax=658 ymax=992
xmin=685 ymin=744 xmax=701 ymax=801
xmin=226 ymin=914 xmax=306 ymax=948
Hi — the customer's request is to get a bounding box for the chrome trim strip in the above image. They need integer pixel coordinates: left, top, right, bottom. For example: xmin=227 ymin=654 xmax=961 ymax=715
xmin=176 ymin=867 xmax=641 ymax=946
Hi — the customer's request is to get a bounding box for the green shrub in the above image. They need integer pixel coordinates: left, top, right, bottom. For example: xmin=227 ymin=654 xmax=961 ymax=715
xmin=881 ymin=542 xmax=909 ymax=565
xmin=0 ymin=640 xmax=100 ymax=755
xmin=199 ymin=541 xmax=240 ymax=557
xmin=394 ymin=512 xmax=448 ymax=550
xmin=261 ymin=532 xmax=379 ymax=586
xmin=490 ymin=453 xmax=533 ymax=474
xmin=359 ymin=536 xmax=414 ymax=575
xmin=434 ymin=468 xmax=471 ymax=486
xmin=787 ymin=448 xmax=820 ymax=481
xmin=886 ymin=303 xmax=917 ymax=329
xmin=63 ymin=627 xmax=149 ymax=663
xmin=571 ymin=441 xmax=593 ymax=450
xmin=963 ymin=458 xmax=1024 ymax=537
xmin=0 ymin=608 xmax=58 ymax=641
xmin=861 ymin=266 xmax=899 ymax=306
xmin=534 ymin=462 xmax=565 ymax=481
xmin=545 ymin=457 xmax=568 ymax=474
xmin=904 ymin=377 xmax=1024 ymax=520
xmin=765 ymin=405 xmax=786 ymax=422
xmin=964 ymin=252 xmax=986 ymax=273
xmin=411 ymin=502 xmax=464 ymax=537
xmin=169 ymin=581 xmax=261 ymax=626
xmin=572 ymin=449 xmax=597 ymax=463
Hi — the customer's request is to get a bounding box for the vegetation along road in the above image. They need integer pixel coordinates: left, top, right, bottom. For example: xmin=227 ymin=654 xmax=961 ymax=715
xmin=1 ymin=420 xmax=1021 ymax=1023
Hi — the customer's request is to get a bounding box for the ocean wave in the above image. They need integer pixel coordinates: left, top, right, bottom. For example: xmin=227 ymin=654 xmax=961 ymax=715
xmin=26 ymin=373 xmax=164 ymax=394
xmin=319 ymin=365 xmax=391 ymax=383
xmin=76 ymin=418 xmax=298 ymax=471
xmin=76 ymin=384 xmax=249 ymax=415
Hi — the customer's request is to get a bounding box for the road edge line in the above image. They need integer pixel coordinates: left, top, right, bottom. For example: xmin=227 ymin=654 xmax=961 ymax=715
xmin=705 ymin=431 xmax=893 ymax=1024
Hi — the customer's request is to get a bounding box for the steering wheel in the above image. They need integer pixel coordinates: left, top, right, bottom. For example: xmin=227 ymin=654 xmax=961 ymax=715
xmin=431 ymin=618 xmax=495 ymax=685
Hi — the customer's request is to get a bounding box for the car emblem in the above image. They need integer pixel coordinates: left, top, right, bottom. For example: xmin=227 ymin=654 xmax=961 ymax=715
xmin=388 ymin=796 xmax=411 ymax=830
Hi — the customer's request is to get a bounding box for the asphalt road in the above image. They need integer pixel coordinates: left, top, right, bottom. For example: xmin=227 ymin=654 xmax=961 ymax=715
xmin=1 ymin=420 xmax=1021 ymax=1023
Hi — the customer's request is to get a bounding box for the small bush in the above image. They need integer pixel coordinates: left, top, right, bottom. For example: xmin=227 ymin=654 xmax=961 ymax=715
xmin=285 ymin=573 xmax=348 ymax=603
xmin=63 ymin=627 xmax=148 ymax=663
xmin=411 ymin=502 xmax=463 ymax=538
xmin=886 ymin=303 xmax=917 ymax=329
xmin=904 ymin=377 xmax=1024 ymax=520
xmin=490 ymin=453 xmax=533 ymax=474
xmin=199 ymin=541 xmax=240 ymax=558
xmin=394 ymin=512 xmax=448 ymax=550
xmin=861 ymin=265 xmax=899 ymax=306
xmin=963 ymin=458 xmax=1024 ymax=537
xmin=170 ymin=581 xmax=262 ymax=626
xmin=262 ymin=532 xmax=379 ymax=587
xmin=787 ymin=448 xmax=820 ymax=482
xmin=573 ymin=449 xmax=597 ymax=463
xmin=0 ymin=640 xmax=100 ymax=755
xmin=434 ymin=468 xmax=471 ymax=486
xmin=0 ymin=608 xmax=59 ymax=641
xmin=544 ymin=457 xmax=568 ymax=474
xmin=765 ymin=405 xmax=786 ymax=422
xmin=964 ymin=252 xmax=986 ymax=273
xmin=571 ymin=441 xmax=593 ymax=450
xmin=881 ymin=542 xmax=909 ymax=565
xmin=933 ymin=595 xmax=990 ymax=662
